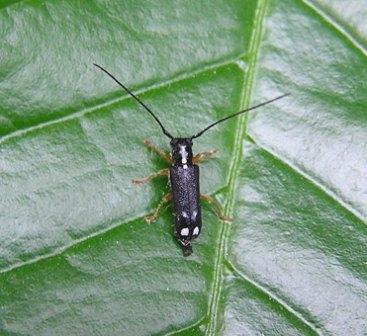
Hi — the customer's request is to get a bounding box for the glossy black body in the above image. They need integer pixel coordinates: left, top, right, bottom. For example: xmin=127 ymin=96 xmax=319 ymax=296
xmin=170 ymin=138 xmax=201 ymax=256
xmin=93 ymin=63 xmax=289 ymax=257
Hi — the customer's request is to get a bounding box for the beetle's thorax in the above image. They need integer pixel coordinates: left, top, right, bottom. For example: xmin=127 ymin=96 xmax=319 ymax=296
xmin=170 ymin=138 xmax=193 ymax=167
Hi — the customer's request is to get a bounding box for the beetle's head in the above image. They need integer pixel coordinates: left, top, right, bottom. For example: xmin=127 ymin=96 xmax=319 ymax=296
xmin=170 ymin=138 xmax=193 ymax=166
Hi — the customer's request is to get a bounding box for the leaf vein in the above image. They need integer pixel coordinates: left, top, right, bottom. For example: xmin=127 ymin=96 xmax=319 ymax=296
xmin=300 ymin=0 xmax=367 ymax=56
xmin=162 ymin=316 xmax=205 ymax=336
xmin=0 ymin=214 xmax=143 ymax=274
xmin=226 ymin=260 xmax=323 ymax=336
xmin=0 ymin=55 xmax=245 ymax=145
xmin=249 ymin=136 xmax=366 ymax=224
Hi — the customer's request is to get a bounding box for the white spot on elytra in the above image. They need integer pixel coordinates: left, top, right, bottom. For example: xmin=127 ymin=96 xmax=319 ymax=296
xmin=191 ymin=210 xmax=197 ymax=220
xmin=180 ymin=227 xmax=189 ymax=236
xmin=182 ymin=211 xmax=188 ymax=218
xmin=193 ymin=227 xmax=199 ymax=235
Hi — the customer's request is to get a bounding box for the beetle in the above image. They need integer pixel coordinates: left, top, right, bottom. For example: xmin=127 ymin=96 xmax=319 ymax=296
xmin=94 ymin=63 xmax=288 ymax=256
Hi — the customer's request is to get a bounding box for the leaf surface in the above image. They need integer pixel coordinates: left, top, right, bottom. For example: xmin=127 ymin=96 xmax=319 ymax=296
xmin=0 ymin=0 xmax=366 ymax=335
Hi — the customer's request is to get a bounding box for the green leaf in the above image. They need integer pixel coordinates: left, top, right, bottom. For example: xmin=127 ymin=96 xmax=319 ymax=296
xmin=0 ymin=0 xmax=366 ymax=335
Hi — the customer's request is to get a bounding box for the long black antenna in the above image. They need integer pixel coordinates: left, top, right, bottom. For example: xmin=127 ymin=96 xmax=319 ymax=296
xmin=93 ymin=63 xmax=174 ymax=139
xmin=191 ymin=93 xmax=289 ymax=139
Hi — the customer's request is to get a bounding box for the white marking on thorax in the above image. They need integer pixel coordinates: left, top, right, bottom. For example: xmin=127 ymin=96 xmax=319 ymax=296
xmin=193 ymin=226 xmax=200 ymax=235
xmin=179 ymin=145 xmax=188 ymax=169
xmin=180 ymin=227 xmax=189 ymax=236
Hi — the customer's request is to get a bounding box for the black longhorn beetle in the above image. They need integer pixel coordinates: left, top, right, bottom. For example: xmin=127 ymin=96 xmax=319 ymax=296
xmin=94 ymin=63 xmax=289 ymax=256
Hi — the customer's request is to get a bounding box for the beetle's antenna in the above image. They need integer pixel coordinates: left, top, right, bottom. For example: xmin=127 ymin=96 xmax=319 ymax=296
xmin=191 ymin=93 xmax=289 ymax=139
xmin=94 ymin=63 xmax=174 ymax=139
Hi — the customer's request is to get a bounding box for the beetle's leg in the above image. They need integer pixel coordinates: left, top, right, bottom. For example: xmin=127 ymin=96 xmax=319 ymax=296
xmin=193 ymin=149 xmax=218 ymax=164
xmin=200 ymin=194 xmax=232 ymax=222
xmin=143 ymin=139 xmax=172 ymax=163
xmin=144 ymin=193 xmax=173 ymax=223
xmin=132 ymin=168 xmax=170 ymax=185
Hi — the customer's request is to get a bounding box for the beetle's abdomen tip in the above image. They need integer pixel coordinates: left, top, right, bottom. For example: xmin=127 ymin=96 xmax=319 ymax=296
xmin=183 ymin=244 xmax=193 ymax=257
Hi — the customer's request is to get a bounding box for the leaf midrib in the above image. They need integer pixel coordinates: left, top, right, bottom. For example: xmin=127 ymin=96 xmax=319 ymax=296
xmin=205 ymin=0 xmax=269 ymax=334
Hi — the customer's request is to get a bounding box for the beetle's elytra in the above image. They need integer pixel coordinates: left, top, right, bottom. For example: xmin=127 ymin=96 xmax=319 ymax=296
xmin=94 ymin=63 xmax=289 ymax=256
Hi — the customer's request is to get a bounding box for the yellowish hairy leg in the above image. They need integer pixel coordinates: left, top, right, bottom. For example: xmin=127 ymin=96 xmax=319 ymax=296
xmin=193 ymin=149 xmax=218 ymax=164
xmin=145 ymin=193 xmax=173 ymax=223
xmin=143 ymin=139 xmax=172 ymax=163
xmin=200 ymin=193 xmax=232 ymax=222
xmin=132 ymin=168 xmax=169 ymax=185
